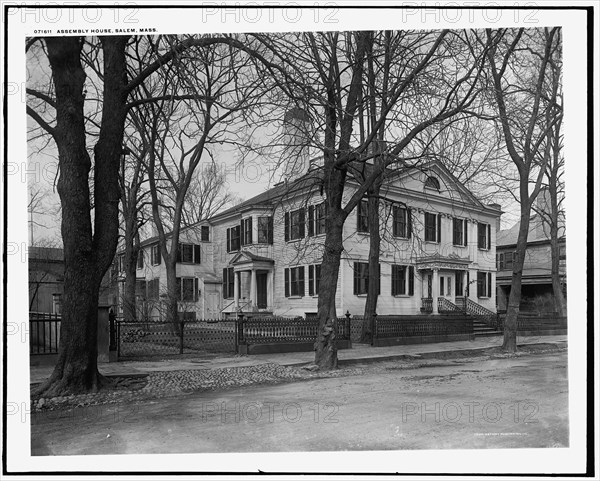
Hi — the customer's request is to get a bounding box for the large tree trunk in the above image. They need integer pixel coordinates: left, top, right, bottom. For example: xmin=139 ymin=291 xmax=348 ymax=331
xmin=165 ymin=257 xmax=180 ymax=333
xmin=35 ymin=36 xmax=129 ymax=396
xmin=502 ymin=197 xmax=532 ymax=352
xmin=548 ymin=173 xmax=566 ymax=317
xmin=361 ymin=185 xmax=381 ymax=344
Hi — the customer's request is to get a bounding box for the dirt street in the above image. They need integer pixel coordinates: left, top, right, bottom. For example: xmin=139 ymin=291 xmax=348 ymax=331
xmin=31 ymin=351 xmax=568 ymax=454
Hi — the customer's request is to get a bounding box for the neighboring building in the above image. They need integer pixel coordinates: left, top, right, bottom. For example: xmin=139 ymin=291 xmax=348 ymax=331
xmin=496 ymin=211 xmax=566 ymax=312
xmin=116 ymin=159 xmax=502 ymax=320
xmin=29 ymin=246 xmax=116 ymax=314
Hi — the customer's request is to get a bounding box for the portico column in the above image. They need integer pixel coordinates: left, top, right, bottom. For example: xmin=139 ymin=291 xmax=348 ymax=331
xmin=267 ymin=270 xmax=273 ymax=310
xmin=432 ymin=268 xmax=439 ymax=314
xmin=250 ymin=269 xmax=257 ymax=309
xmin=463 ymin=270 xmax=468 ymax=299
xmin=234 ymin=271 xmax=239 ymax=310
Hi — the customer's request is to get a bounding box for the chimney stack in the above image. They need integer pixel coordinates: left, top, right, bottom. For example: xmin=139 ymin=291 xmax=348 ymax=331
xmin=282 ymin=107 xmax=311 ymax=181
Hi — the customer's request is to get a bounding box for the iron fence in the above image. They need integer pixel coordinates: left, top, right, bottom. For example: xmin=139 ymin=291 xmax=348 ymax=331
xmin=30 ymin=312 xmax=61 ymax=354
xmin=239 ymin=316 xmax=351 ymax=345
xmin=373 ymin=314 xmax=473 ymax=339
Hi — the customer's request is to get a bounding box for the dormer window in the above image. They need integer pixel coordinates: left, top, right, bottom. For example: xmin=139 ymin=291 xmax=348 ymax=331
xmin=425 ymin=176 xmax=441 ymax=190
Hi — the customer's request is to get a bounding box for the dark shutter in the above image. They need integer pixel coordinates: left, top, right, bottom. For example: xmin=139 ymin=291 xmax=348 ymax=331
xmin=194 ymin=244 xmax=201 ymax=264
xmin=248 ymin=217 xmax=253 ymax=244
xmin=466 ymin=271 xmax=470 ymax=297
xmin=391 ymin=265 xmax=397 ymax=296
xmin=463 ymin=220 xmax=468 ymax=246
xmin=226 ymin=229 xmax=231 ymax=253
xmin=353 ymin=262 xmax=358 ymax=295
xmin=308 ymin=265 xmax=314 ymax=296
xmin=157 ymin=246 xmax=162 ymax=265
xmin=299 ymin=208 xmax=305 ymax=238
xmin=240 ymin=220 xmax=245 ymax=246
xmin=284 ymin=268 xmax=289 ymax=297
xmin=487 ymin=272 xmax=492 ymax=298
xmin=392 ymin=206 xmax=398 ymax=236
xmin=194 ymin=278 xmax=199 ymax=302
xmin=408 ymin=266 xmax=414 ymax=296
xmin=299 ymin=266 xmax=305 ymax=297
xmin=176 ymin=244 xmax=182 ymax=263
xmin=487 ymin=224 xmax=491 ymax=250
xmin=284 ymin=212 xmax=289 ymax=242
xmin=437 ymin=214 xmax=442 ymax=243
xmin=176 ymin=277 xmax=181 ymax=302
xmin=308 ymin=205 xmax=314 ymax=237
xmin=267 ymin=217 xmax=273 ymax=244
xmin=407 ymin=208 xmax=412 ymax=238
xmin=222 ymin=268 xmax=227 ymax=298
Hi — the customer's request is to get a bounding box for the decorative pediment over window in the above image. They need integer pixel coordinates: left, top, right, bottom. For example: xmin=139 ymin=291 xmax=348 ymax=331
xmin=415 ymin=253 xmax=471 ymax=270
xmin=229 ymin=250 xmax=274 ymax=270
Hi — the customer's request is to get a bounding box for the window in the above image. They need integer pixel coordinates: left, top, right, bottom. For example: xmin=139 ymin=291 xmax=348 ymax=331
xmin=353 ymin=262 xmax=380 ymax=295
xmin=505 ymin=251 xmax=514 ymax=270
xmin=284 ymin=266 xmax=305 ymax=297
xmin=425 ymin=176 xmax=441 ymax=190
xmin=147 ymin=278 xmax=160 ymax=300
xmin=178 ymin=243 xmax=201 ymax=264
xmin=241 ymin=217 xmax=253 ymax=246
xmin=357 ymin=200 xmax=369 ymax=233
xmin=308 ymin=264 xmax=321 ymax=296
xmin=136 ymin=251 xmax=144 ymax=269
xmin=478 ymin=222 xmax=491 ymax=250
xmin=177 ymin=277 xmax=198 ymax=302
xmin=285 ymin=208 xmax=305 ymax=241
xmin=559 ymin=245 xmax=566 ymax=261
xmin=226 ymin=226 xmax=241 ymax=252
xmin=135 ymin=279 xmax=146 ymax=299
xmin=440 ymin=277 xmax=444 ymax=296
xmin=477 ymin=271 xmax=492 ymax=298
xmin=497 ymin=253 xmax=504 ymax=270
xmin=393 ymin=206 xmax=412 ymax=238
xmin=257 ymin=216 xmax=273 ymax=244
xmin=392 ymin=265 xmax=415 ymax=296
xmin=222 ymin=267 xmax=235 ymax=299
xmin=453 ymin=218 xmax=468 ymax=246
xmin=425 ymin=212 xmax=441 ymax=243
xmin=201 ymin=226 xmax=210 ymax=242
xmin=308 ymin=203 xmax=327 ymax=237
xmin=151 ymin=244 xmax=161 ymax=265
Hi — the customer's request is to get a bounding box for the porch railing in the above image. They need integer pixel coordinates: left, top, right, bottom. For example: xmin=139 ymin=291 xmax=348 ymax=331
xmin=421 ymin=297 xmax=433 ymax=313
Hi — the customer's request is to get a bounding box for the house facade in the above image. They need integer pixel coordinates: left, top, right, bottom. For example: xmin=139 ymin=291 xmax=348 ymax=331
xmin=116 ymin=160 xmax=501 ymax=320
xmin=496 ymin=213 xmax=566 ymax=312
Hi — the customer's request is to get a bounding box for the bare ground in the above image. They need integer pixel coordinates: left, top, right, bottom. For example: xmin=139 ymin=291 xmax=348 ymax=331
xmin=30 ymin=349 xmax=568 ymax=454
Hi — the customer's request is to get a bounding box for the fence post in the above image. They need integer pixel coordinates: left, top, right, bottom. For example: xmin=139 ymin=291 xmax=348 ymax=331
xmin=372 ymin=312 xmax=377 ymax=346
xmin=179 ymin=319 xmax=185 ymax=355
xmin=236 ymin=313 xmax=246 ymax=354
xmin=117 ymin=320 xmax=121 ymax=359
xmin=344 ymin=311 xmax=352 ymax=348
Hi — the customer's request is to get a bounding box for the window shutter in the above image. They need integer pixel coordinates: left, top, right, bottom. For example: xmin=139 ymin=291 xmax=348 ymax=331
xmin=284 ymin=212 xmax=289 ymax=242
xmin=157 ymin=247 xmax=162 ymax=265
xmin=487 ymin=224 xmax=491 ymax=250
xmin=240 ymin=219 xmax=245 ymax=246
xmin=299 ymin=266 xmax=305 ymax=297
xmin=464 ymin=220 xmax=468 ymax=246
xmin=391 ymin=265 xmax=397 ymax=296
xmin=487 ymin=272 xmax=492 ymax=298
xmin=248 ymin=217 xmax=253 ymax=244
xmin=500 ymin=253 xmax=505 ymax=270
xmin=268 ymin=217 xmax=274 ymax=244
xmin=176 ymin=244 xmax=182 ymax=263
xmin=226 ymin=229 xmax=231 ymax=253
xmin=176 ymin=277 xmax=181 ymax=302
xmin=194 ymin=278 xmax=199 ymax=302
xmin=222 ymin=268 xmax=227 ymax=298
xmin=284 ymin=268 xmax=289 ymax=297
xmin=353 ymin=263 xmax=358 ymax=295
xmin=407 ymin=208 xmax=412 ymax=238
xmin=308 ymin=205 xmax=314 ymax=237
xmin=437 ymin=214 xmax=442 ymax=243
xmin=466 ymin=271 xmax=470 ymax=297
xmin=299 ymin=208 xmax=306 ymax=238
xmin=194 ymin=244 xmax=201 ymax=264
xmin=308 ymin=265 xmax=314 ymax=296
xmin=392 ymin=206 xmax=398 ymax=236
xmin=408 ymin=266 xmax=414 ymax=296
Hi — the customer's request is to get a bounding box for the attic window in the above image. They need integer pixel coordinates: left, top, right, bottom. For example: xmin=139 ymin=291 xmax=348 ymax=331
xmin=425 ymin=176 xmax=440 ymax=190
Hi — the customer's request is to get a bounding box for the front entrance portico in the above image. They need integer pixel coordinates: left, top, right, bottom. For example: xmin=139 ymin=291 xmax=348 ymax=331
xmin=229 ymin=251 xmax=274 ymax=313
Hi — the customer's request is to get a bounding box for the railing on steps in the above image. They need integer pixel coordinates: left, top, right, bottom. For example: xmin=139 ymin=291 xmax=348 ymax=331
xmin=438 ymin=297 xmax=462 ymax=313
xmin=465 ymin=298 xmax=500 ymax=330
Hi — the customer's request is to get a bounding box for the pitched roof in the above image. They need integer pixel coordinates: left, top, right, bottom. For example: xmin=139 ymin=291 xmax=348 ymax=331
xmin=497 ymin=214 xmax=566 ymax=247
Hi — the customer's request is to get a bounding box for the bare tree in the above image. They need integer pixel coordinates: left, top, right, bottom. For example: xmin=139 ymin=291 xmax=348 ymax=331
xmin=484 ymin=27 xmax=562 ymax=352
xmin=26 ymin=34 xmax=241 ymax=396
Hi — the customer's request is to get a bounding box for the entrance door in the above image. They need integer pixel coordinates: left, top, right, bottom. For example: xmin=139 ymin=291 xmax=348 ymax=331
xmin=204 ymin=283 xmax=221 ymax=319
xmin=256 ymin=272 xmax=268 ymax=309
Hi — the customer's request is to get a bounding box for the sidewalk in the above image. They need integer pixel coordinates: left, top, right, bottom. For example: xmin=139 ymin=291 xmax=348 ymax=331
xmin=29 ymin=334 xmax=567 ymax=385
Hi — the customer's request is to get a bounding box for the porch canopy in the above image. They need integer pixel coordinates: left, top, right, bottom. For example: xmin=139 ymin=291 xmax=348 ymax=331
xmin=228 ymin=251 xmax=274 ymax=311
